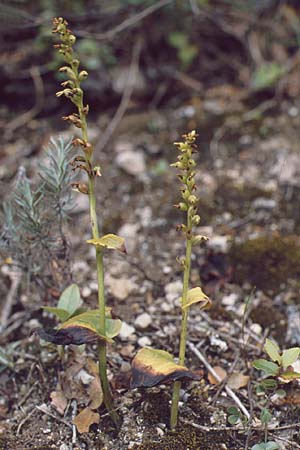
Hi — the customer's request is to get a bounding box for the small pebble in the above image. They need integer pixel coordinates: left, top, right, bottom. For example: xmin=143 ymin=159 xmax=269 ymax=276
xmin=121 ymin=362 xmax=131 ymax=373
xmin=156 ymin=427 xmax=164 ymax=437
xmin=134 ymin=313 xmax=152 ymax=329
xmin=138 ymin=336 xmax=152 ymax=347
xmin=119 ymin=322 xmax=136 ymax=340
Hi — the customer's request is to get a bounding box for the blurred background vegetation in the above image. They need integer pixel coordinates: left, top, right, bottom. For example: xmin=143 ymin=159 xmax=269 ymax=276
xmin=1 ymin=0 xmax=300 ymax=122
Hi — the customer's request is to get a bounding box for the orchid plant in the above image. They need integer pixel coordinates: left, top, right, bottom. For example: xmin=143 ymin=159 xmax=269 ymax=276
xmin=131 ymin=131 xmax=211 ymax=428
xmin=34 ymin=18 xmax=126 ymax=427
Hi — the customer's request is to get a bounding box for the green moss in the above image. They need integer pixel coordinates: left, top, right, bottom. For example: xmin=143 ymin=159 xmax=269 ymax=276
xmin=133 ymin=425 xmax=238 ymax=450
xmin=229 ymin=235 xmax=300 ymax=293
xmin=141 ymin=391 xmax=171 ymax=425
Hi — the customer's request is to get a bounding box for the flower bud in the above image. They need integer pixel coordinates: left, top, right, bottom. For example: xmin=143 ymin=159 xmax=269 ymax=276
xmin=79 ymin=71 xmax=88 ymax=81
xmin=188 ymin=195 xmax=198 ymax=205
xmin=192 ymin=215 xmax=200 ymax=225
xmin=68 ymin=34 xmax=76 ymax=45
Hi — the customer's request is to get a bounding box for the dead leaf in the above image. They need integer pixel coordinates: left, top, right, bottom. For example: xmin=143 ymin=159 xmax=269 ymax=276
xmin=208 ymin=366 xmax=227 ymax=385
xmin=50 ymin=389 xmax=68 ymax=415
xmin=131 ymin=348 xmax=201 ymax=388
xmin=73 ymin=407 xmax=100 ymax=433
xmin=227 ymin=373 xmax=249 ymax=390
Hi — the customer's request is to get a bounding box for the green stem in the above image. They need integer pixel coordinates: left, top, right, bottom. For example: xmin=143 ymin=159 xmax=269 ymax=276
xmin=170 ymin=217 xmax=192 ymax=429
xmin=80 ymin=105 xmax=120 ymax=427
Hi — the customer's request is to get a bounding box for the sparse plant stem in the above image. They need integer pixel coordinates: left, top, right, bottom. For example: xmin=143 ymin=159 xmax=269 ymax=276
xmin=170 ymin=225 xmax=192 ymax=428
xmin=169 ymin=130 xmax=209 ymax=429
xmin=52 ymin=17 xmax=120 ymax=427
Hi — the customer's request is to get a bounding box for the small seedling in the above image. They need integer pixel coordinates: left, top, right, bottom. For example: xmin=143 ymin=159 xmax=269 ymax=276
xmin=227 ymin=406 xmax=248 ymax=427
xmin=34 ymin=18 xmax=126 ymax=428
xmin=131 ymin=131 xmax=211 ymax=429
xmin=251 ymin=338 xmax=300 ymax=450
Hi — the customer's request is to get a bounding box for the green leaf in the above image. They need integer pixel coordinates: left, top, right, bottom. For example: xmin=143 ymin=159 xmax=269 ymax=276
xmin=264 ymin=339 xmax=281 ymax=364
xmin=266 ymin=443 xmax=280 ymax=450
xmin=86 ymin=234 xmax=126 ymax=253
xmin=58 ymin=283 xmax=82 ymax=315
xmin=281 ymin=347 xmax=300 ymax=368
xmin=182 ymin=287 xmax=211 ymax=310
xmin=252 ymin=359 xmax=279 ymax=377
xmin=42 ymin=306 xmax=70 ymax=322
xmin=260 ymin=379 xmax=278 ymax=390
xmin=260 ymin=408 xmax=272 ymax=425
xmin=251 ymin=443 xmax=279 ymax=450
xmin=251 ymin=443 xmax=266 ymax=450
xmin=168 ymin=31 xmax=188 ymax=49
xmin=275 ymin=389 xmax=286 ymax=397
xmin=227 ymin=406 xmax=240 ymax=416
xmin=0 ymin=348 xmax=14 ymax=369
xmin=228 ymin=415 xmax=240 ymax=425
xmin=131 ymin=348 xmax=201 ymax=388
xmin=251 ymin=63 xmax=285 ymax=91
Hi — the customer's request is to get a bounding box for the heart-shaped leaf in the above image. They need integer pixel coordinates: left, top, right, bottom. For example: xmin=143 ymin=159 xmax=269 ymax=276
xmin=131 ymin=347 xmax=201 ymax=388
xmin=264 ymin=339 xmax=281 ymax=364
xmin=58 ymin=284 xmax=82 ymax=314
xmin=87 ymin=234 xmax=126 ymax=253
xmin=182 ymin=287 xmax=211 ymax=310
xmin=282 ymin=347 xmax=300 ymax=369
xmin=252 ymin=359 xmax=279 ymax=377
xmin=43 ymin=284 xmax=83 ymax=322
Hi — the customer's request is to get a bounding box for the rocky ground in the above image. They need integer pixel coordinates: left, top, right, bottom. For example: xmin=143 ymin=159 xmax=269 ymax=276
xmin=1 ymin=88 xmax=300 ymax=450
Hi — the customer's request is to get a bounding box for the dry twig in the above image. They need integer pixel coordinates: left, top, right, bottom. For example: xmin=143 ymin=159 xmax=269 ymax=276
xmin=187 ymin=341 xmax=250 ymax=419
xmin=0 ymin=268 xmax=22 ymax=331
xmin=76 ymin=0 xmax=172 ymax=41
xmin=4 ymin=66 xmax=44 ymax=139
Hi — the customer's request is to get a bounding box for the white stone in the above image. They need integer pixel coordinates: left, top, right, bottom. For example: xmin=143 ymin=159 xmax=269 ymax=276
xmin=208 ymin=235 xmax=230 ymax=253
xmin=164 ymin=280 xmax=183 ymax=303
xmin=134 ymin=313 xmax=151 ymax=329
xmin=222 ymin=293 xmax=238 ymax=306
xmin=81 ymin=286 xmax=92 ymax=298
xmin=250 ymin=323 xmax=262 ymax=335
xmin=106 ymin=275 xmax=137 ymax=301
xmin=119 ymin=322 xmax=135 ymax=339
xmin=116 ymin=149 xmax=146 ymax=176
xmin=137 ymin=336 xmax=152 ymax=347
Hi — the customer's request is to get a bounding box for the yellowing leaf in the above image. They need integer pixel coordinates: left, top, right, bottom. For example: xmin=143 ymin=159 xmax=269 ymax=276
xmin=60 ymin=310 xmax=122 ymax=340
xmin=33 ymin=310 xmax=122 ymax=345
xmin=73 ymin=407 xmax=100 ymax=433
xmin=86 ymin=234 xmax=126 ymax=253
xmin=131 ymin=347 xmax=201 ymax=388
xmin=182 ymin=287 xmax=211 ymax=310
xmin=264 ymin=339 xmax=281 ymax=364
